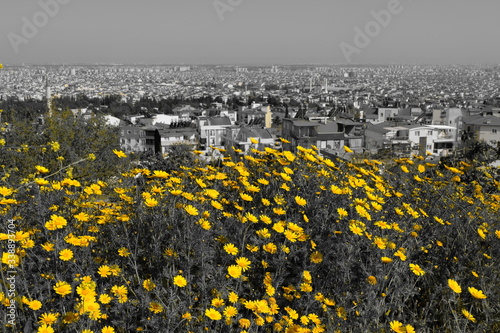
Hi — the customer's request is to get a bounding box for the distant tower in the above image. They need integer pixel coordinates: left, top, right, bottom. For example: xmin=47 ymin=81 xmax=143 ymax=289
xmin=46 ymin=76 xmax=52 ymax=114
xmin=324 ymin=79 xmax=328 ymax=93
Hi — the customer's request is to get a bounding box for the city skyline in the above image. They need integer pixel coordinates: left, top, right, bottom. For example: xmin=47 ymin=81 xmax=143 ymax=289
xmin=1 ymin=0 xmax=499 ymax=66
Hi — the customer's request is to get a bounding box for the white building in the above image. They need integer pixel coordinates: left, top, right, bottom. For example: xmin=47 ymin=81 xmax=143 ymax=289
xmin=104 ymin=115 xmax=121 ymax=127
xmin=152 ymin=114 xmax=180 ymax=126
xmin=408 ymin=125 xmax=457 ymax=156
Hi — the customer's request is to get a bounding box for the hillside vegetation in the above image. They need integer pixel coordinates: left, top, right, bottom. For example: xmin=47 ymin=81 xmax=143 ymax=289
xmin=1 ymin=114 xmax=500 ymax=332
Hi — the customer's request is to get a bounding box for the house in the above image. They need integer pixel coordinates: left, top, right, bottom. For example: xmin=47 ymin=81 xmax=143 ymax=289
xmin=380 ymin=124 xmax=457 ymax=156
xmin=366 ymin=108 xmax=400 ymax=124
xmin=126 ymin=114 xmax=145 ymax=125
xmin=237 ymin=105 xmax=273 ymax=128
xmin=143 ymin=127 xmax=159 ymax=153
xmin=119 ymin=126 xmax=146 ymax=153
xmin=223 ymin=126 xmax=276 ymax=155
xmin=462 ymin=115 xmax=500 ymax=146
xmin=196 ymin=116 xmax=233 ymax=150
xmin=364 ymin=123 xmax=388 ymax=152
xmin=157 ymin=127 xmax=198 ymax=155
xmin=336 ymin=118 xmax=364 ymax=149
xmin=172 ymin=105 xmax=197 ymax=120
xmin=152 ymin=114 xmax=180 ymax=126
xmin=408 ymin=125 xmax=457 ymax=156
xmin=281 ymin=119 xmax=346 ymax=154
xmin=120 ymin=125 xmax=160 ymax=153
xmin=103 ymin=115 xmax=121 ymax=127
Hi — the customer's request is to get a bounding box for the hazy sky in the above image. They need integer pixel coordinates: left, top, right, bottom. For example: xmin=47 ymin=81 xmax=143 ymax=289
xmin=1 ymin=0 xmax=499 ymax=65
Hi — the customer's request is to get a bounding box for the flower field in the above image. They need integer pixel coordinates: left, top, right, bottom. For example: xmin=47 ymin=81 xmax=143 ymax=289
xmin=1 ymin=143 xmax=500 ymax=332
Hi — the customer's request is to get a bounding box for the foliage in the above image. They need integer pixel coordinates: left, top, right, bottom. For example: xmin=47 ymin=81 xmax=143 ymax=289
xmin=1 ymin=142 xmax=500 ymax=332
xmin=0 ymin=107 xmax=120 ymax=184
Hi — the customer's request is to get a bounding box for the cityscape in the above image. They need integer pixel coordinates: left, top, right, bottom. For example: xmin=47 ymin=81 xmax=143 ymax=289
xmin=1 ymin=1 xmax=500 ymax=332
xmin=1 ymin=63 xmax=499 ymax=163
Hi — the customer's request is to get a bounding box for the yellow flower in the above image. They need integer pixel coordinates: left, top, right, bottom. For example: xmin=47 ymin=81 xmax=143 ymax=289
xmin=53 ymin=281 xmax=72 ymax=297
xmin=337 ymin=207 xmax=348 ymax=218
xmin=227 ymin=292 xmax=239 ymax=304
xmin=343 ymin=146 xmax=353 ymax=153
xmin=256 ymin=228 xmax=271 ymax=238
xmin=118 ymin=247 xmax=130 ymax=257
xmin=29 ymin=300 xmax=43 ymax=310
xmin=99 ymin=294 xmax=112 ymax=304
xmin=448 ymin=279 xmax=462 ymax=293
xmin=37 ymin=324 xmax=54 ymax=333
xmin=223 ymin=305 xmax=238 ymax=318
xmin=227 ymin=265 xmax=242 ymax=278
xmin=295 ymin=196 xmax=307 ymax=206
xmin=110 ymin=285 xmax=128 ymax=296
xmin=205 ymin=308 xmax=222 ymax=320
xmin=235 ymin=257 xmax=251 ymax=271
xmin=74 ymin=212 xmax=90 ymax=222
xmin=0 ymin=186 xmax=14 ymax=196
xmin=35 ymin=165 xmax=50 ymax=173
xmin=394 ymin=249 xmax=407 ymax=261
xmin=246 ymin=244 xmax=259 ymax=252
xmin=211 ymin=200 xmax=223 ymax=210
xmin=112 ymin=149 xmax=127 ymax=158
xmin=45 ymin=214 xmax=68 ymax=230
xmin=184 ymin=205 xmax=199 ymax=216
xmin=468 ymin=287 xmax=487 ymax=299
xmin=223 ymin=243 xmax=239 ymax=255
xmin=240 ymin=193 xmax=253 ymax=201
xmin=409 ymin=263 xmax=425 ymax=276
xmin=406 ymin=325 xmax=416 ymax=333
xmin=2 ymin=252 xmax=20 ymax=266
xmin=149 ymin=302 xmax=164 ymax=313
xmin=144 ymin=198 xmax=158 ymax=207
xmin=98 ymin=265 xmax=112 ymax=278
xmin=101 ymin=326 xmax=115 ymax=333
xmin=239 ymin=318 xmax=251 ymax=329
xmin=273 ymin=207 xmax=286 ymax=215
xmin=59 ymin=249 xmax=74 ymax=261
xmin=285 ymin=306 xmax=299 ymax=320
xmin=263 ymin=243 xmax=278 ymax=254
xmin=38 ymin=313 xmax=59 ymax=325
xmin=211 ymin=297 xmax=225 ymax=307
xmin=390 ymin=320 xmax=405 ymax=333
xmin=367 ymin=276 xmax=377 ymax=285
xmin=143 ymin=279 xmax=156 ymax=291
xmin=373 ymin=237 xmax=387 ymax=249
xmin=310 ymin=251 xmax=323 ymax=264
xmin=381 ymin=257 xmax=393 ymax=263
xmin=173 ymin=275 xmax=187 ymax=287
xmin=461 ymin=309 xmax=476 ymax=323
xmin=41 ymin=242 xmax=55 ymax=251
